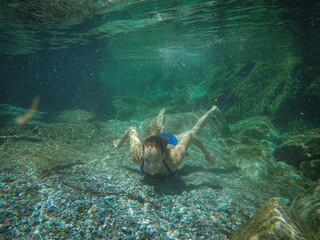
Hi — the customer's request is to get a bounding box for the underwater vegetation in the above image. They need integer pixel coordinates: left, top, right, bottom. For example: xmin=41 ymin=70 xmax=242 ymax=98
xmin=1 ymin=0 xmax=320 ymax=239
xmin=110 ymin=58 xmax=320 ymax=135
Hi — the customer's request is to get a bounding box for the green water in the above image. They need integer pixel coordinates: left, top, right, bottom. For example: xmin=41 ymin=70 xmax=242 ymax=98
xmin=1 ymin=1 xmax=320 ymax=239
xmin=1 ymin=0 xmax=319 ymax=129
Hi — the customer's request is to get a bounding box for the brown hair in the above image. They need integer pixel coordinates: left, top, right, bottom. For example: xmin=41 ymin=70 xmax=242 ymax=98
xmin=143 ymin=135 xmax=170 ymax=154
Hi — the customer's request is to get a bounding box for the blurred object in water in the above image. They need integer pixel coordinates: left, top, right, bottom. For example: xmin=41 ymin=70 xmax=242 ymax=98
xmin=16 ymin=96 xmax=40 ymax=125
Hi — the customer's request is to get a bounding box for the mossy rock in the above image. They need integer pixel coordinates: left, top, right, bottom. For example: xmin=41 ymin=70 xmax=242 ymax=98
xmin=274 ymin=128 xmax=320 ymax=180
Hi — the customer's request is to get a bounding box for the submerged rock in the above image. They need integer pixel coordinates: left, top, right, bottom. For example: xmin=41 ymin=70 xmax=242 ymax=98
xmin=300 ymin=160 xmax=320 ymax=181
xmin=290 ymin=180 xmax=320 ymax=235
xmin=230 ymin=197 xmax=320 ymax=240
xmin=273 ymin=128 xmax=320 ymax=180
xmin=227 ymin=143 xmax=277 ymax=179
xmin=54 ymin=110 xmax=95 ymax=123
xmin=231 ymin=116 xmax=282 ymax=149
xmin=217 ymin=116 xmax=283 ymax=179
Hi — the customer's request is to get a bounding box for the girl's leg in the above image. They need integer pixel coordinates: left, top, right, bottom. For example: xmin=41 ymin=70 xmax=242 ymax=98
xmin=169 ymin=105 xmax=223 ymax=167
xmin=156 ymin=108 xmax=166 ymax=133
xmin=191 ymin=105 xmax=229 ymax=136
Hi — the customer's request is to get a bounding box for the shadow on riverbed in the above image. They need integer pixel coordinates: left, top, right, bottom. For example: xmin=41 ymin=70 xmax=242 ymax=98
xmin=123 ymin=164 xmax=238 ymax=195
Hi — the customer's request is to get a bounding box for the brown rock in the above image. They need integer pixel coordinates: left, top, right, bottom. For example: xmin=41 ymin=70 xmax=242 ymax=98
xmin=230 ymin=197 xmax=320 ymax=240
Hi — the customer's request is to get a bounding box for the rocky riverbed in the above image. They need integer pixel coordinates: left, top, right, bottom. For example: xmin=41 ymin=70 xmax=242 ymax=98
xmin=0 ymin=105 xmax=318 ymax=239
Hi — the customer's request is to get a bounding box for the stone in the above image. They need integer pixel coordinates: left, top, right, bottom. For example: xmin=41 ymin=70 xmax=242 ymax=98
xmin=273 ymin=128 xmax=320 ymax=180
xmin=227 ymin=143 xmax=277 ymax=179
xmin=230 ymin=197 xmax=320 ymax=240
xmin=290 ymin=180 xmax=320 ymax=235
xmin=218 ymin=116 xmax=283 ymax=179
xmin=231 ymin=116 xmax=282 ymax=148
xmin=112 ymin=98 xmax=137 ymax=120
xmin=54 ymin=110 xmax=95 ymax=123
xmin=300 ymin=160 xmax=320 ymax=181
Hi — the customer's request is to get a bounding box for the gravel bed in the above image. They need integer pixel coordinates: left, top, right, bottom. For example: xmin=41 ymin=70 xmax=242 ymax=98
xmin=0 ymin=119 xmax=311 ymax=239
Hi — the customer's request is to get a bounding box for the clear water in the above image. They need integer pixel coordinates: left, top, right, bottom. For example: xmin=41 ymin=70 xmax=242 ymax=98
xmin=0 ymin=0 xmax=320 ymax=239
xmin=1 ymin=0 xmax=319 ymax=119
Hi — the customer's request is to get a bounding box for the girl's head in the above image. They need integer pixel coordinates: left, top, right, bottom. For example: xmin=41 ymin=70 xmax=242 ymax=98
xmin=142 ymin=135 xmax=168 ymax=175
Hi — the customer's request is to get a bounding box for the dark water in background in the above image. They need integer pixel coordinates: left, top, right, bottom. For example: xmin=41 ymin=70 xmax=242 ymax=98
xmin=0 ymin=0 xmax=319 ymax=127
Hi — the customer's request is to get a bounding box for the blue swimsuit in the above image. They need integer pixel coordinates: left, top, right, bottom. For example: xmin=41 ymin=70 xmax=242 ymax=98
xmin=140 ymin=134 xmax=178 ymax=176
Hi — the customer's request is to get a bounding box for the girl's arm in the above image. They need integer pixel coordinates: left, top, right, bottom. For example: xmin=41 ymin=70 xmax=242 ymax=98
xmin=115 ymin=126 xmax=143 ymax=165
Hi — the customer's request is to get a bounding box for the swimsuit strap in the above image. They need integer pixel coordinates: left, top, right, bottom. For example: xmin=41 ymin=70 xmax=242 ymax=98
xmin=140 ymin=159 xmax=144 ymax=172
xmin=162 ymin=159 xmax=178 ymax=176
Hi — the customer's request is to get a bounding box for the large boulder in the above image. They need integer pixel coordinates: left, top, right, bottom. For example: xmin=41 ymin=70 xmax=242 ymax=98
xmin=231 ymin=116 xmax=282 ymax=149
xmin=290 ymin=180 xmax=320 ymax=235
xmin=221 ymin=116 xmax=283 ymax=179
xmin=273 ymin=128 xmax=320 ymax=180
xmin=231 ymin=197 xmax=320 ymax=240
